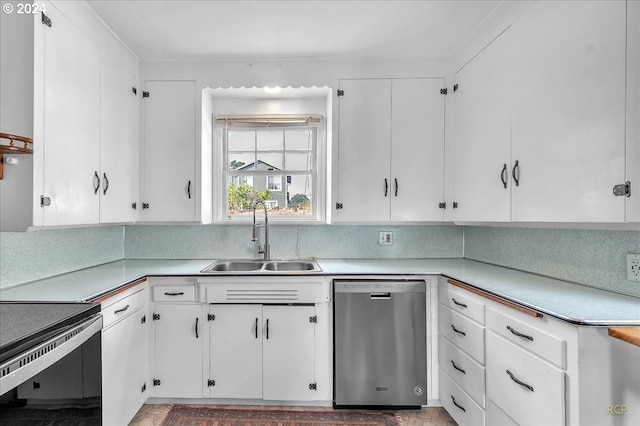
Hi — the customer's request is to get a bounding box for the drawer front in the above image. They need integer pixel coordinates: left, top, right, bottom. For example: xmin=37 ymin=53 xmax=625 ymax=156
xmin=440 ymin=370 xmax=485 ymax=426
xmin=439 ymin=304 xmax=485 ymax=364
xmin=153 ymin=285 xmax=196 ymax=302
xmin=439 ymin=336 xmax=486 ymax=408
xmin=487 ymin=400 xmax=518 ymax=426
xmin=439 ymin=284 xmax=486 ymax=324
xmin=487 ymin=332 xmax=565 ymax=426
xmin=487 ymin=307 xmax=566 ymax=368
xmin=102 ymin=287 xmax=147 ymax=329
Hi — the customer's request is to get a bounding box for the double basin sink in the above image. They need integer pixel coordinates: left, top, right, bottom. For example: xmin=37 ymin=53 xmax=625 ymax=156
xmin=201 ymin=259 xmax=322 ymax=273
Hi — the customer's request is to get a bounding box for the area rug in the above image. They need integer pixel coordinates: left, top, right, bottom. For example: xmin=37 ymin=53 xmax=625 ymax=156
xmin=160 ymin=405 xmax=400 ymax=426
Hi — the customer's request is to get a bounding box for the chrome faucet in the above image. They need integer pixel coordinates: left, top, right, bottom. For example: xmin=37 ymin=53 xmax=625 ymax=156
xmin=251 ymin=199 xmax=270 ymax=260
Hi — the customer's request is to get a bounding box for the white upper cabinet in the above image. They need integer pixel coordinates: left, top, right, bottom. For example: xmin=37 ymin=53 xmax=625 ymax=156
xmin=36 ymin=3 xmax=101 ymax=226
xmin=141 ymin=80 xmax=196 ymax=222
xmin=336 ymin=78 xmax=446 ymax=222
xmin=510 ymin=0 xmax=627 ymax=222
xmin=452 ymin=28 xmax=512 ymax=222
xmin=32 ymin=1 xmax=140 ymax=227
xmin=452 ymin=1 xmax=630 ymax=223
xmin=99 ymin=58 xmax=139 ymax=224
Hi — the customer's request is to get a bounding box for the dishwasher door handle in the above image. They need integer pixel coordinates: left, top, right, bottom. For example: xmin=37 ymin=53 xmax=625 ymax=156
xmin=370 ymin=292 xmax=391 ymax=300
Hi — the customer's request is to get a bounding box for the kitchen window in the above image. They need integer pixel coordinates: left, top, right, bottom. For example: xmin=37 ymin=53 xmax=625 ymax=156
xmin=217 ymin=115 xmax=324 ymax=221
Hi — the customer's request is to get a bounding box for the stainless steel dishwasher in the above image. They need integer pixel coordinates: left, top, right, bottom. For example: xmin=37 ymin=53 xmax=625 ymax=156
xmin=333 ymin=279 xmax=427 ymax=408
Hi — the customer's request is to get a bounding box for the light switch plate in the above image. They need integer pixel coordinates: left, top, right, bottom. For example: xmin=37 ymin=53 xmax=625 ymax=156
xmin=627 ymin=254 xmax=640 ymax=282
xmin=378 ymin=231 xmax=393 ymax=246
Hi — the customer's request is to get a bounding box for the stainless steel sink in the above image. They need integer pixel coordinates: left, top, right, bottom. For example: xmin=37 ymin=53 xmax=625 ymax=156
xmin=263 ymin=260 xmax=318 ymax=271
xmin=201 ymin=259 xmax=321 ymax=273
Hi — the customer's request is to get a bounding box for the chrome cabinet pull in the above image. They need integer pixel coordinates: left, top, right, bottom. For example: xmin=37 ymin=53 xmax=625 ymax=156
xmin=507 ymin=370 xmax=534 ymax=392
xmin=384 ymin=178 xmax=388 ymax=197
xmin=507 ymin=325 xmax=534 ymax=341
xmin=451 ymin=360 xmax=466 ymax=374
xmin=451 ymin=298 xmax=467 ymax=308
xmin=512 ymin=160 xmax=520 ymax=187
xmin=93 ymin=171 xmax=100 ymax=194
xmin=451 ymin=395 xmax=466 ymax=412
xmin=451 ymin=324 xmax=466 ymax=336
xmin=394 ymin=178 xmax=398 ymax=196
xmin=254 ymin=318 xmax=259 ymax=339
xmin=164 ymin=292 xmax=184 ymax=296
xmin=500 ymin=163 xmax=508 ymax=188
xmin=103 ymin=173 xmax=109 ymax=195
xmin=114 ymin=304 xmax=129 ymax=314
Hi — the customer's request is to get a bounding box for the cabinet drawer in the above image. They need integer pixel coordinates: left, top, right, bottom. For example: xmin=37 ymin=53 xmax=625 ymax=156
xmin=439 ymin=283 xmax=485 ymax=324
xmin=153 ymin=285 xmax=196 ymax=302
xmin=487 ymin=400 xmax=518 ymax=426
xmin=487 ymin=332 xmax=565 ymax=426
xmin=439 ymin=304 xmax=485 ymax=364
xmin=440 ymin=370 xmax=485 ymax=426
xmin=102 ymin=287 xmax=147 ymax=329
xmin=487 ymin=307 xmax=566 ymax=368
xmin=439 ymin=336 xmax=485 ymax=408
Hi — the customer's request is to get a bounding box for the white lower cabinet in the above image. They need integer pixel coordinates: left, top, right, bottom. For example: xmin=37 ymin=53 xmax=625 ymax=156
xmin=440 ymin=371 xmax=485 ymax=426
xmin=151 ymin=303 xmax=203 ymax=398
xmin=101 ymin=284 xmax=148 ymax=426
xmin=207 ymin=304 xmax=316 ymax=401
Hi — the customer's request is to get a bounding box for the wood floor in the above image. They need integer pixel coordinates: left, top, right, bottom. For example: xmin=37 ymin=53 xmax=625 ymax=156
xmin=128 ymin=404 xmax=457 ymax=426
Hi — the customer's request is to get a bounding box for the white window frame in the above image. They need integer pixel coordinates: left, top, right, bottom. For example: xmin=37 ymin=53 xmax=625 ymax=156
xmin=214 ymin=115 xmax=326 ymax=222
xmin=267 ymin=175 xmax=283 ymax=191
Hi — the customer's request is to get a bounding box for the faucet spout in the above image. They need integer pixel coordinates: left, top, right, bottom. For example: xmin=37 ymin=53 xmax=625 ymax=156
xmin=252 ymin=199 xmax=270 ymax=260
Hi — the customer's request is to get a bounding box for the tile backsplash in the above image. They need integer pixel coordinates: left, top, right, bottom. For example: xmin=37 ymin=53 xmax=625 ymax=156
xmin=464 ymin=227 xmax=640 ymax=297
xmin=0 ymin=226 xmax=124 ymax=290
xmin=124 ymin=224 xmax=464 ymax=260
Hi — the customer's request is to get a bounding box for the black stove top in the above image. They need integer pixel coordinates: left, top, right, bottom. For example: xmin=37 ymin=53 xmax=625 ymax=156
xmin=0 ymin=302 xmax=100 ymax=365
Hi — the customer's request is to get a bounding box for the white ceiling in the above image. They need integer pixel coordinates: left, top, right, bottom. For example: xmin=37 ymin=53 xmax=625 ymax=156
xmin=86 ymin=0 xmax=502 ymax=62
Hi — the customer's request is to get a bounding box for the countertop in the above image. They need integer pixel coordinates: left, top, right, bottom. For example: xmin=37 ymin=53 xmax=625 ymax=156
xmin=0 ymin=258 xmax=638 ymax=326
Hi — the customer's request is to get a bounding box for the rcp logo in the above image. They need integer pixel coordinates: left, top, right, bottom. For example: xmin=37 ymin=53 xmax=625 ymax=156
xmin=607 ymin=404 xmax=628 ymax=415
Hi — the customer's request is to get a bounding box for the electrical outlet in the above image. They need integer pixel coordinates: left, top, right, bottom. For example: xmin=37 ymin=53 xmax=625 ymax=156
xmin=378 ymin=231 xmax=393 ymax=246
xmin=628 ymin=254 xmax=640 ymax=282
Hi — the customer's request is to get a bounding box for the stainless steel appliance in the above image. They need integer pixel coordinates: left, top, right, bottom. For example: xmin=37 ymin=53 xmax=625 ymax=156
xmin=333 ymin=279 xmax=427 ymax=408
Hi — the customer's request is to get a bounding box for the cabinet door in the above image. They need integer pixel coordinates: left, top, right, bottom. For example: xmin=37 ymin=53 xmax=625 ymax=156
xmin=102 ymin=310 xmax=148 ymax=426
xmin=100 ymin=58 xmax=138 ymax=223
xmin=510 ymin=1 xmax=626 ymax=222
xmin=208 ymin=305 xmax=262 ymax=399
xmin=391 ymin=78 xmax=446 ymax=221
xmin=39 ymin=3 xmax=101 ymax=226
xmin=263 ymin=305 xmax=316 ymax=401
xmin=142 ymin=80 xmax=196 ymax=222
xmin=336 ymin=79 xmax=392 ymax=222
xmin=452 ymin=28 xmax=512 ymax=222
xmin=153 ymin=304 xmax=202 ymax=398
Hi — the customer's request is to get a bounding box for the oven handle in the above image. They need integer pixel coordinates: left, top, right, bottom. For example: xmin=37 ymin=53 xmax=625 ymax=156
xmin=0 ymin=315 xmax=102 ymax=392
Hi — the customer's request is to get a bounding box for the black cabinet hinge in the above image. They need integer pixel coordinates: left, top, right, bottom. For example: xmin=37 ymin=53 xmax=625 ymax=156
xmin=453 ymin=83 xmax=459 ymax=92
xmin=153 ymin=379 xmax=161 ymax=386
xmin=337 ymin=89 xmax=344 ymax=97
xmin=40 ymin=195 xmax=51 ymax=207
xmin=141 ymin=315 xmax=146 ymax=324
xmin=309 ymin=383 xmax=317 ymax=390
xmin=335 ymin=202 xmax=343 ymax=210
xmin=208 ymin=379 xmax=216 ymax=387
xmin=439 ymin=202 xmax=447 ymax=209
xmin=309 ymin=315 xmax=317 ymax=323
xmin=142 ymin=202 xmax=150 ymax=209
xmin=440 ymin=88 xmax=448 ymax=95
xmin=612 ymin=181 xmax=631 ymax=197
xmin=143 ymin=91 xmax=150 ymax=98
xmin=132 ymin=87 xmax=137 ymax=95
xmin=453 ymin=202 xmax=458 ymax=209
xmin=131 ymin=202 xmax=137 ymax=210
xmin=141 ymin=382 xmax=146 ymax=393
xmin=208 ymin=314 xmax=216 ymax=321
xmin=41 ymin=13 xmax=52 ymax=27
xmin=152 ymin=313 xmax=160 ymax=321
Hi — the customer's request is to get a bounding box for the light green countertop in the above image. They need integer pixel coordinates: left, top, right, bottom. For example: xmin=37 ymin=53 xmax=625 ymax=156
xmin=0 ymin=258 xmax=638 ymax=326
